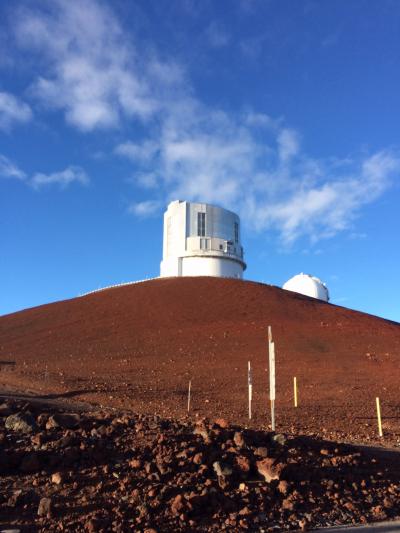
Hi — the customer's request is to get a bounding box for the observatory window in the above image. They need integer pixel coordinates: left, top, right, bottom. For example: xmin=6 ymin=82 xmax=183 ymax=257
xmin=234 ymin=222 xmax=239 ymax=243
xmin=200 ymin=238 xmax=209 ymax=250
xmin=197 ymin=212 xmax=206 ymax=237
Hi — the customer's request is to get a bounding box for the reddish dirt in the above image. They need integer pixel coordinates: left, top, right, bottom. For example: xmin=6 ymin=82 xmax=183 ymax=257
xmin=2 ymin=398 xmax=400 ymax=532
xmin=1 ymin=277 xmax=400 ymax=446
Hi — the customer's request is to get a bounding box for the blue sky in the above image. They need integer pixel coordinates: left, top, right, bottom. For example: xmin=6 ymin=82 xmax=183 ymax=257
xmin=1 ymin=0 xmax=399 ymax=322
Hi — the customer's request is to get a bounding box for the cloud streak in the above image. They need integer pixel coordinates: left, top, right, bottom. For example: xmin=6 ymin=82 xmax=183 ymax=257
xmin=9 ymin=0 xmax=400 ymax=245
xmin=31 ymin=166 xmax=89 ymax=189
xmin=0 ymin=92 xmax=32 ymax=131
xmin=0 ymin=153 xmax=89 ymax=190
xmin=128 ymin=200 xmax=161 ymax=218
xmin=118 ymin=104 xmax=399 ymax=243
xmin=0 ymin=154 xmax=27 ymax=180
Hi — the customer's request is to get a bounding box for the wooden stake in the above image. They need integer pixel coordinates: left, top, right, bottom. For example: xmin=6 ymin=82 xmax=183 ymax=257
xmin=248 ymin=361 xmax=252 ymax=420
xmin=294 ymin=376 xmax=298 ymax=407
xmin=268 ymin=328 xmax=276 ymax=431
xmin=187 ymin=380 xmax=191 ymax=414
xmin=376 ymin=396 xmax=383 ymax=437
xmin=271 ymin=399 xmax=275 ymax=431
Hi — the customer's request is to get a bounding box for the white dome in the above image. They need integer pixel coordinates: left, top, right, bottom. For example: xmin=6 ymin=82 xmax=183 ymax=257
xmin=283 ymin=273 xmax=329 ymax=302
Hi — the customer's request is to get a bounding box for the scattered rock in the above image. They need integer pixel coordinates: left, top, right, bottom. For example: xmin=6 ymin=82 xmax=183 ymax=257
xmin=278 ymin=480 xmax=289 ymax=495
xmin=1 ymin=402 xmax=399 ymax=532
xmin=256 ymin=458 xmax=285 ymax=482
xmin=51 ymin=472 xmax=63 ymax=485
xmin=5 ymin=413 xmax=37 ymax=433
xmin=170 ymin=494 xmax=185 ymax=516
xmin=192 ymin=452 xmax=203 ymax=465
xmin=37 ymin=497 xmax=52 ymax=518
xmin=46 ymin=413 xmax=80 ymax=430
xmin=272 ymin=433 xmax=287 ymax=446
xmin=213 ymin=461 xmax=233 ymax=477
xmin=233 ymin=431 xmax=245 ymax=448
xmin=7 ymin=489 xmax=23 ymax=507
xmin=214 ymin=418 xmax=229 ymax=428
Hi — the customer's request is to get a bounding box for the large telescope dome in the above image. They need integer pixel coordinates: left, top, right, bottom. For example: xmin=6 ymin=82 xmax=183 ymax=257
xmin=283 ymin=273 xmax=329 ymax=302
xmin=160 ymin=200 xmax=246 ymax=279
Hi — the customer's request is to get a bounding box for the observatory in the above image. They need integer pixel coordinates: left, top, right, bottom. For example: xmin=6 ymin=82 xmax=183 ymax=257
xmin=160 ymin=200 xmax=246 ymax=278
xmin=283 ymin=273 xmax=330 ymax=302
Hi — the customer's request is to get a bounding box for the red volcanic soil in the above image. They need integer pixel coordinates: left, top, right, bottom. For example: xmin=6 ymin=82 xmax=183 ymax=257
xmin=1 ymin=277 xmax=400 ymax=445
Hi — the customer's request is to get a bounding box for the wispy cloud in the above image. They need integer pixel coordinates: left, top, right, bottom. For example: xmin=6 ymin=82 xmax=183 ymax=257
xmin=31 ymin=166 xmax=89 ymax=189
xmin=13 ymin=0 xmax=172 ymax=131
xmin=1 ymin=153 xmax=89 ymax=190
xmin=0 ymin=154 xmax=27 ymax=180
xmin=9 ymin=0 xmax=399 ymax=245
xmin=128 ymin=200 xmax=161 ymax=218
xmin=115 ymin=140 xmax=159 ymax=163
xmin=0 ymin=92 xmax=32 ymax=131
xmin=118 ymin=104 xmax=399 ymax=243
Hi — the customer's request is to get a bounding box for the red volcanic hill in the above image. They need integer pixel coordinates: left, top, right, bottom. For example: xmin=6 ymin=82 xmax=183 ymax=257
xmin=1 ymin=277 xmax=400 ymax=441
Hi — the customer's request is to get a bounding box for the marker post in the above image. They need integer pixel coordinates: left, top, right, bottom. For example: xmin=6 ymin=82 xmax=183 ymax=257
xmin=268 ymin=326 xmax=276 ymax=431
xmin=187 ymin=380 xmax=191 ymax=414
xmin=376 ymin=397 xmax=383 ymax=437
xmin=248 ymin=361 xmax=253 ymax=420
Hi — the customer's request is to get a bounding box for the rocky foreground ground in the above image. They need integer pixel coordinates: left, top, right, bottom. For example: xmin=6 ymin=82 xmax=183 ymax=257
xmin=1 ymin=399 xmax=400 ymax=532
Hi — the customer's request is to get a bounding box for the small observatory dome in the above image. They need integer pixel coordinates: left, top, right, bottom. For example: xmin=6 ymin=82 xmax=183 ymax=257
xmin=283 ymin=273 xmax=329 ymax=302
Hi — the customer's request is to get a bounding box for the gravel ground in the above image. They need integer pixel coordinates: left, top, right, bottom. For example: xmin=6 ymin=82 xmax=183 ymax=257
xmin=1 ymin=398 xmax=400 ymax=532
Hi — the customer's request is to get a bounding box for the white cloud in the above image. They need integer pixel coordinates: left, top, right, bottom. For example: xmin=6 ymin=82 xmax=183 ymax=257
xmin=115 ymin=140 xmax=159 ymax=163
xmin=0 ymin=92 xmax=32 ymax=130
xmin=0 ymin=154 xmax=88 ymax=190
xmin=31 ymin=166 xmax=89 ymax=189
xmin=10 ymin=0 xmax=399 ymax=245
xmin=14 ymin=0 xmax=163 ymax=131
xmin=128 ymin=200 xmax=161 ymax=217
xmin=119 ymin=101 xmax=399 ymax=244
xmin=0 ymin=154 xmax=27 ymax=180
xmin=277 ymin=128 xmax=300 ymax=163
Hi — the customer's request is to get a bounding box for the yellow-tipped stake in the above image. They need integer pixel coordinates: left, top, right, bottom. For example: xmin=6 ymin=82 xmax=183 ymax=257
xmin=294 ymin=376 xmax=298 ymax=408
xmin=376 ymin=397 xmax=383 ymax=437
xmin=187 ymin=380 xmax=191 ymax=414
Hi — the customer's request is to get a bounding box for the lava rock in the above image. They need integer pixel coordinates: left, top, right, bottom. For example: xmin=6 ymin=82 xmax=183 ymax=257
xmin=256 ymin=458 xmax=285 ymax=482
xmin=37 ymin=497 xmax=52 ymax=518
xmin=46 ymin=413 xmax=81 ymax=430
xmin=213 ymin=461 xmax=233 ymax=477
xmin=5 ymin=412 xmax=37 ymax=433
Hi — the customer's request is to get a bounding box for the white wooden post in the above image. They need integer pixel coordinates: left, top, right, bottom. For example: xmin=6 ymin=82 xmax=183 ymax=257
xmin=187 ymin=380 xmax=191 ymax=414
xmin=248 ymin=361 xmax=252 ymax=420
xmin=268 ymin=326 xmax=276 ymax=431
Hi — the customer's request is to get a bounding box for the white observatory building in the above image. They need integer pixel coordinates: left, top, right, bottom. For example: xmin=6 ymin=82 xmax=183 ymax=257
xmin=160 ymin=200 xmax=246 ymax=278
xmin=283 ymin=273 xmax=330 ymax=302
